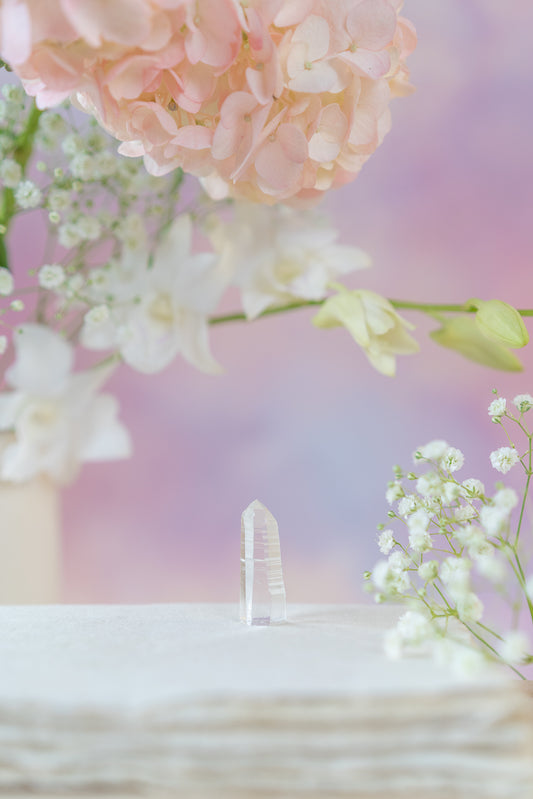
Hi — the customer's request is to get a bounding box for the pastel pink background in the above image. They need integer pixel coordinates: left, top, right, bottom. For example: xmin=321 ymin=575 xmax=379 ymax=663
xmin=50 ymin=0 xmax=533 ymax=603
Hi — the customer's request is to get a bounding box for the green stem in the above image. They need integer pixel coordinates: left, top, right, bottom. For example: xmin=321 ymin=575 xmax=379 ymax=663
xmin=0 ymin=101 xmax=43 ymax=270
xmin=209 ymin=299 xmax=533 ymax=327
xmin=462 ymin=622 xmax=526 ymax=680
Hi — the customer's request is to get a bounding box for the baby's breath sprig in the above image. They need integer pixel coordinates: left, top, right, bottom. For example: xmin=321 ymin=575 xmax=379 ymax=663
xmin=367 ymin=395 xmax=533 ymax=679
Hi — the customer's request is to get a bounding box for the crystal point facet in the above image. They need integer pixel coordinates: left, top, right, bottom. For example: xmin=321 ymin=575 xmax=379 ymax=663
xmin=240 ymin=499 xmax=287 ymax=626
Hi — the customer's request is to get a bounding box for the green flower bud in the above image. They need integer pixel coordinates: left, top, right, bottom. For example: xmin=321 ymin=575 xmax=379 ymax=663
xmin=431 ymin=316 xmax=523 ymax=372
xmin=470 ymin=299 xmax=529 ymax=349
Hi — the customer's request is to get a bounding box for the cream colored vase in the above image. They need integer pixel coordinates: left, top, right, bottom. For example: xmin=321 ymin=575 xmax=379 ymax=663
xmin=0 ymin=475 xmax=62 ymax=604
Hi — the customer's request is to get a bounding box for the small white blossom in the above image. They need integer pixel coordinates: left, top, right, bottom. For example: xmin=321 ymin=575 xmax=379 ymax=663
xmin=414 ymin=440 xmax=449 ymax=462
xmin=488 ymin=397 xmax=506 ymax=417
xmin=461 ymin=478 xmax=485 ymax=499
xmin=442 ymin=481 xmax=460 ymax=503
xmin=454 ymin=504 xmax=477 ymax=522
xmin=0 ymin=267 xmax=14 ymax=296
xmin=377 ymin=529 xmax=394 ymax=555
xmin=75 ymin=215 xmax=102 ymax=241
xmin=453 ymin=523 xmax=484 ymax=548
xmin=416 ymin=472 xmax=443 ymax=498
xmin=384 ymin=611 xmax=434 ymax=660
xmin=383 ymin=628 xmax=402 ymax=660
xmin=93 ymin=151 xmax=117 ymax=178
xmin=115 ymin=213 xmax=147 ymax=251
xmin=0 ymin=324 xmax=131 ymax=483
xmin=493 ymin=487 xmax=519 ymax=511
xmin=490 ymin=446 xmax=520 ymax=474
xmin=58 ymin=223 xmax=83 ymax=249
xmin=385 ymin=481 xmax=404 ymax=505
xmin=15 ymin=180 xmax=42 ymax=209
xmin=418 ymin=560 xmax=439 ymax=582
xmin=438 ymin=642 xmax=487 ymax=679
xmin=479 ymin=504 xmax=508 ymax=536
xmin=499 ymin=631 xmax=530 ymax=665
xmin=47 ymin=188 xmax=72 ymax=212
xmin=440 ymin=557 xmax=471 ymax=600
xmin=476 ymin=554 xmax=506 ymax=583
xmin=0 ymin=334 xmax=7 ymax=354
xmin=389 ymin=551 xmax=411 ymax=572
xmin=456 ymin=591 xmax=484 ymax=623
xmin=61 ymin=133 xmax=85 ymax=157
xmin=38 ymin=264 xmax=65 ymax=290
xmin=442 ymin=446 xmax=464 ymax=473
xmin=0 ymin=158 xmax=21 ymax=188
xmin=371 ymin=557 xmax=410 ymax=596
xmin=69 ymin=153 xmax=97 ymax=181
xmin=408 ymin=527 xmax=432 ymax=553
xmin=397 ymin=495 xmax=419 ymax=517
xmin=10 ymin=299 xmax=24 ymax=311
xmin=513 ymin=394 xmax=533 ymax=414
xmin=84 ymin=305 xmax=110 ymax=326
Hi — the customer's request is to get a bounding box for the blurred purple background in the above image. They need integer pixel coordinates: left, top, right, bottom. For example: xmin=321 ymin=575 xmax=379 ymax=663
xmin=57 ymin=0 xmax=533 ymax=603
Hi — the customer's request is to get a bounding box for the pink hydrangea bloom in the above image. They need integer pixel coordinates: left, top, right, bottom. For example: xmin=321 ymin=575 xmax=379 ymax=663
xmin=0 ymin=0 xmax=416 ymax=204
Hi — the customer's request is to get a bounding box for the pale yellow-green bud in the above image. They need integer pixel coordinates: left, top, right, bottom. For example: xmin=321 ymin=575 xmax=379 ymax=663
xmin=431 ymin=315 xmax=523 ymax=372
xmin=469 ymin=298 xmax=529 ymax=349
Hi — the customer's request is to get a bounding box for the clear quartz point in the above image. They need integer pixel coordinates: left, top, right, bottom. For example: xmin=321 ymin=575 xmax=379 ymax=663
xmin=240 ymin=499 xmax=287 ymax=626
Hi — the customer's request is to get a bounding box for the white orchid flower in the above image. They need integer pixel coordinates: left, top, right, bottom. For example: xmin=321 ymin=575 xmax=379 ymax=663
xmin=82 ymin=215 xmax=227 ymax=374
xmin=0 ymin=325 xmax=131 ymax=483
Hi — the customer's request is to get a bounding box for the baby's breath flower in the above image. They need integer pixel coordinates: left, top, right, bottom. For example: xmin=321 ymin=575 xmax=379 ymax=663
xmin=476 ymin=554 xmax=506 ymax=583
xmin=0 ymin=267 xmax=14 ymax=296
xmin=456 ymin=592 xmax=484 ymax=623
xmin=15 ymin=180 xmax=42 ymax=209
xmin=442 ymin=481 xmax=460 ymax=503
xmin=440 ymin=557 xmax=471 ymax=600
xmin=442 ymin=446 xmax=464 ymax=473
xmin=490 ymin=446 xmax=520 ymax=474
xmin=408 ymin=527 xmax=432 ymax=553
xmin=385 ymin=481 xmax=403 ymax=505
xmin=460 ymin=478 xmax=485 ymax=499
xmin=479 ymin=504 xmax=508 ymax=536
xmin=0 ymin=334 xmax=7 ymax=354
xmin=513 ymin=394 xmax=533 ymax=413
xmin=75 ymin=215 xmax=102 ymax=241
xmin=389 ymin=551 xmax=411 ymax=572
xmin=47 ymin=188 xmax=72 ymax=212
xmin=84 ymin=304 xmax=110 ymax=326
xmin=416 ymin=472 xmax=442 ymax=498
xmin=58 ymin=223 xmax=82 ymax=249
xmin=499 ymin=631 xmax=530 ymax=665
xmin=377 ymin=529 xmax=394 ymax=555
xmin=2 ymin=84 xmax=24 ymax=103
xmin=493 ymin=487 xmax=518 ymax=511
xmin=397 ymin=495 xmax=419 ymax=518
xmin=488 ymin=397 xmax=506 ymax=417
xmin=69 ymin=153 xmax=96 ymax=181
xmin=454 ymin=504 xmax=477 ymax=523
xmin=61 ymin=133 xmax=85 ymax=157
xmin=10 ymin=299 xmax=24 ymax=311
xmin=414 ymin=440 xmax=449 ymax=462
xmin=38 ymin=264 xmax=65 ymax=290
xmin=0 ymin=157 xmax=21 ymax=188
xmin=93 ymin=151 xmax=117 ymax=178
xmin=418 ymin=560 xmax=439 ymax=582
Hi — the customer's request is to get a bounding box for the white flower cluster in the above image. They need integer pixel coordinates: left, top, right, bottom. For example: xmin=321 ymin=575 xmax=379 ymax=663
xmin=0 ymin=83 xmax=377 ymax=484
xmin=368 ymin=395 xmax=533 ymax=678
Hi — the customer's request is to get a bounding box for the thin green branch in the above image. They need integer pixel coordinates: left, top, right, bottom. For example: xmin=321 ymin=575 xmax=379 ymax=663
xmin=209 ymin=299 xmax=533 ymax=326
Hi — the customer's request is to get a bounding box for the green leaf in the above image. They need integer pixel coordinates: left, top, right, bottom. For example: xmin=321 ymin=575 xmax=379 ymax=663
xmin=471 ymin=299 xmax=529 ymax=349
xmin=431 ymin=316 xmax=523 ymax=371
